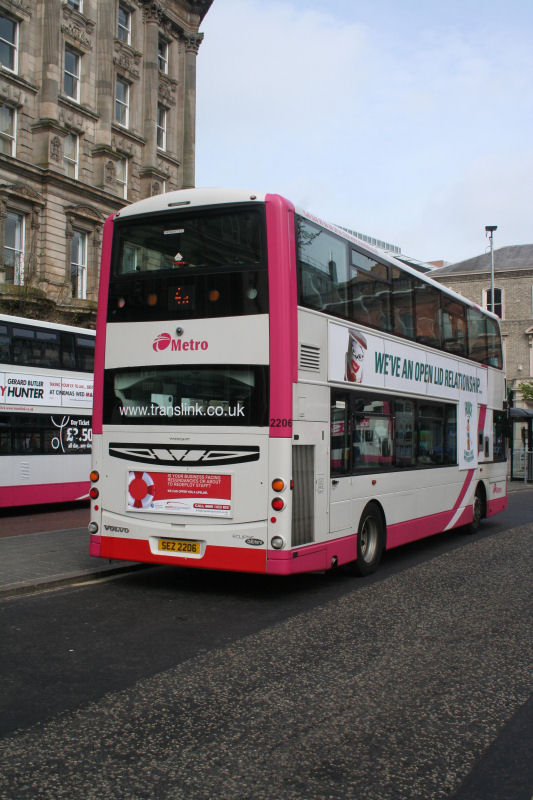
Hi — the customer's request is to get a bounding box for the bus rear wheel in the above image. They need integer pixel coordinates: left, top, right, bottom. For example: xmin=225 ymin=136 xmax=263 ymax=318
xmin=466 ymin=486 xmax=485 ymax=534
xmin=350 ymin=503 xmax=385 ymax=576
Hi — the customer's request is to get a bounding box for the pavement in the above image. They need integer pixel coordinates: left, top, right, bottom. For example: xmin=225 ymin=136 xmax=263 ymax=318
xmin=0 ymin=480 xmax=530 ymax=599
xmin=0 ymin=510 xmax=145 ymax=599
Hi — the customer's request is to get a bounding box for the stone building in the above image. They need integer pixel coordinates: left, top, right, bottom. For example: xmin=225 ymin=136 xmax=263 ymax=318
xmin=432 ymin=245 xmax=533 ymax=407
xmin=0 ymin=0 xmax=212 ymax=327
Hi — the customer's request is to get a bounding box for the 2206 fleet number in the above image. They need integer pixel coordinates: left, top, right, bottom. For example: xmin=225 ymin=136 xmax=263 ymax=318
xmin=270 ymin=418 xmax=292 ymax=428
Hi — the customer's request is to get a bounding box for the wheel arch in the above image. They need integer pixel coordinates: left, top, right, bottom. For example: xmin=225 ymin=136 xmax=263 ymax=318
xmin=474 ymin=479 xmax=487 ymax=519
xmin=359 ymin=499 xmax=388 ymax=550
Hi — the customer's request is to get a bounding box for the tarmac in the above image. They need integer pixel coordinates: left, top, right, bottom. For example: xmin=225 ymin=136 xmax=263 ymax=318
xmin=0 ymin=480 xmax=530 ymax=599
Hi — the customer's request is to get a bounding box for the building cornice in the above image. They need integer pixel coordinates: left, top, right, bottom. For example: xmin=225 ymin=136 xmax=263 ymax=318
xmin=0 ymin=0 xmax=32 ymax=20
xmin=58 ymin=95 xmax=100 ymax=123
xmin=111 ymin=123 xmax=146 ymax=147
xmin=0 ymin=180 xmax=45 ymax=206
xmin=0 ymin=67 xmax=38 ymax=95
xmin=0 ymin=154 xmax=126 ymax=212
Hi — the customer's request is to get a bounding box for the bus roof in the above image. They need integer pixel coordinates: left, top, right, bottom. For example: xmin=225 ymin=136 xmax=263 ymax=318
xmin=113 ymin=188 xmax=499 ymax=324
xmin=115 ymin=187 xmax=267 ymax=219
xmin=0 ymin=313 xmax=95 ymax=335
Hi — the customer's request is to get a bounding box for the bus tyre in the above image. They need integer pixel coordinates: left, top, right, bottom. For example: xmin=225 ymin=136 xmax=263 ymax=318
xmin=350 ymin=503 xmax=385 ymax=576
xmin=466 ymin=488 xmax=484 ymax=535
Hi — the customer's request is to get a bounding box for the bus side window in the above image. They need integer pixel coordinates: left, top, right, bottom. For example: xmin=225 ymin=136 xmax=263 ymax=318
xmin=0 ymin=324 xmax=11 ymax=362
xmin=12 ymin=327 xmax=36 ymax=365
xmin=296 ymin=218 xmax=349 ymax=318
xmin=391 ymin=268 xmax=414 ymax=339
xmin=331 ymin=396 xmax=350 ymax=475
xmin=493 ymin=410 xmax=507 ymax=461
xmin=36 ymin=331 xmax=61 ymax=368
xmin=349 ymin=253 xmax=392 ymax=332
xmin=441 ymin=297 xmax=466 ymax=357
xmin=76 ymin=335 xmax=95 ymax=371
xmin=394 ymin=399 xmax=416 ymax=467
xmin=415 ymin=282 xmax=442 ymax=348
xmin=486 ymin=317 xmax=503 ymax=369
xmin=61 ymin=333 xmax=76 ymax=369
xmin=13 ymin=426 xmax=41 ymax=454
xmin=0 ymin=413 xmax=11 ymax=453
xmin=467 ymin=307 xmax=488 ymax=364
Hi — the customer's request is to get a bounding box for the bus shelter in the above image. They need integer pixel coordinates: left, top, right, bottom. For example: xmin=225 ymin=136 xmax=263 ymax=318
xmin=510 ymin=407 xmax=533 ymax=482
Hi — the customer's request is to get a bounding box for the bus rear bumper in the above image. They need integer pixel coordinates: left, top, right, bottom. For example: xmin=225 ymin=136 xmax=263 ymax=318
xmin=90 ymin=534 xmax=268 ymax=574
xmin=266 ymin=536 xmax=357 ymax=575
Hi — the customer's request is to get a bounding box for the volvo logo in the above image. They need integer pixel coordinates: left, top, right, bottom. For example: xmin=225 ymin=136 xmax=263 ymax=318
xmin=109 ymin=443 xmax=260 ymax=466
xmin=104 ymin=525 xmax=130 ymax=533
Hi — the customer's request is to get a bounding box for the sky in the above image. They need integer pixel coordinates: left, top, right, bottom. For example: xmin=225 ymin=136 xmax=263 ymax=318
xmin=195 ymin=0 xmax=533 ymax=264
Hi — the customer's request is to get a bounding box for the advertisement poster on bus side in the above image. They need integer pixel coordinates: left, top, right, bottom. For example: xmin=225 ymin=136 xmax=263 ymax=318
xmin=328 ymin=322 xmax=487 ymax=404
xmin=126 ymin=471 xmax=232 ymax=517
xmin=329 ymin=322 xmax=487 ymax=470
xmin=50 ymin=415 xmax=92 ymax=453
xmin=0 ymin=372 xmax=93 ymax=408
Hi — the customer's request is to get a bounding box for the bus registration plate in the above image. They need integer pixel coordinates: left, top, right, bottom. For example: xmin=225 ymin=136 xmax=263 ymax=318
xmin=158 ymin=539 xmax=201 ymax=554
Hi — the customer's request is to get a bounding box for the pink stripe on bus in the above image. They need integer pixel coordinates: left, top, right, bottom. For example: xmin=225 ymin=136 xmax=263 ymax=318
xmin=477 ymin=404 xmax=487 ymax=434
xmin=0 ymin=481 xmax=89 ymax=508
xmin=265 ymin=194 xmax=298 ymax=437
xmin=450 ymin=469 xmax=475 ymax=514
xmin=92 ymin=213 xmax=115 ymax=434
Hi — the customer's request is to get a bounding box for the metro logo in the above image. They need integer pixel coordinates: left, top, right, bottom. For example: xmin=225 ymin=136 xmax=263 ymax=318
xmin=153 ymin=333 xmax=172 ymax=351
xmin=152 ymin=332 xmax=208 ymax=352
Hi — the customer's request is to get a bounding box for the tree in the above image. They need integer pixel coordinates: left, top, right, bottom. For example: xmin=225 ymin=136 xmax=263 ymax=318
xmin=517 ymin=381 xmax=533 ymax=403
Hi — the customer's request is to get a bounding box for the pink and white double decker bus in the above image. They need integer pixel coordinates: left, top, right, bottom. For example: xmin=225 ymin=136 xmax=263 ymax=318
xmin=89 ymin=189 xmax=507 ymax=575
xmin=1 ymin=314 xmax=94 ymax=507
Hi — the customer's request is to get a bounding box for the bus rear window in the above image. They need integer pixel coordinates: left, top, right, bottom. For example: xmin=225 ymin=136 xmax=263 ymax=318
xmin=103 ymin=365 xmax=269 ymax=427
xmin=108 ymin=207 xmax=268 ymax=322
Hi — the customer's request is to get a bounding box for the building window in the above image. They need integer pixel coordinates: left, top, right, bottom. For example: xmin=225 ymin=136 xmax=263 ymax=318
xmin=67 ymin=0 xmax=82 ymax=11
xmin=484 ymin=287 xmax=503 ymax=319
xmin=116 ymin=156 xmax=128 ymax=199
xmin=117 ymin=5 xmax=131 ymax=44
xmin=115 ymin=77 xmax=129 ymax=127
xmin=158 ymin=38 xmax=168 ymax=74
xmin=0 ymin=13 xmax=18 ymax=73
xmin=63 ymin=133 xmax=79 ymax=179
xmin=64 ymin=46 xmax=80 ymax=102
xmin=4 ymin=211 xmax=24 ymax=285
xmin=156 ymin=104 xmax=167 ymax=150
xmin=71 ymin=230 xmax=87 ymax=299
xmin=0 ymin=104 xmax=16 ymax=156
xmin=122 ymin=242 xmax=143 ymax=272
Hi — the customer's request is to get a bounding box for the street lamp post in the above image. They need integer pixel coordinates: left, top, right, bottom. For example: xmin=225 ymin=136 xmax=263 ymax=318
xmin=485 ymin=225 xmax=497 ymax=313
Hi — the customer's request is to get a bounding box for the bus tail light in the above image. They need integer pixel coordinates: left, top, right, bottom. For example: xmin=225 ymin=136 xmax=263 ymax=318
xmin=271 ymin=497 xmax=284 ymax=511
xmin=272 ymin=478 xmax=285 ymax=492
xmin=90 ymin=470 xmax=99 ymax=482
xmin=88 ymin=522 xmax=99 ymax=534
xmin=89 ymin=487 xmax=99 ymax=499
